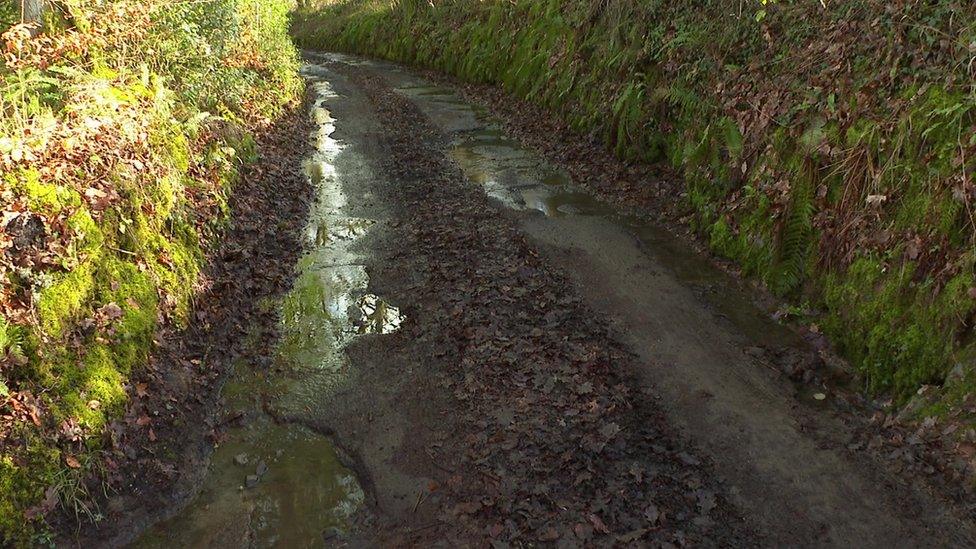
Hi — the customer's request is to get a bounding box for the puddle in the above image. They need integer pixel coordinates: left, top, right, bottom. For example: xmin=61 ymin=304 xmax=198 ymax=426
xmin=136 ymin=63 xmax=402 ymax=547
xmin=450 ymin=127 xmax=614 ymax=219
xmin=399 ymin=80 xmax=806 ymax=356
xmin=135 ymin=370 xmax=364 ymax=549
xmin=350 ymin=293 xmax=405 ymax=335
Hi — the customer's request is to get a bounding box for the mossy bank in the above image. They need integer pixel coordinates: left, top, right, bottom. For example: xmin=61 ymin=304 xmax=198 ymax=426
xmin=0 ymin=0 xmax=300 ymax=544
xmin=292 ymin=0 xmax=976 ymax=409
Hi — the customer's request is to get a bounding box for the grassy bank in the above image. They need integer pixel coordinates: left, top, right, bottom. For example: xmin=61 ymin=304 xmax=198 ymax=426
xmin=0 ymin=0 xmax=299 ymax=543
xmin=292 ymin=0 xmax=976 ymax=407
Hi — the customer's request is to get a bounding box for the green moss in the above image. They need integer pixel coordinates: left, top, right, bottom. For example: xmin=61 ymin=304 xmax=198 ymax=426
xmin=55 ymin=344 xmax=126 ymax=428
xmin=0 ymin=0 xmax=300 ymax=539
xmin=6 ymin=169 xmax=82 ymax=214
xmin=36 ymin=257 xmax=158 ymax=429
xmin=823 ymin=256 xmax=975 ymax=399
xmin=161 ymin=126 xmax=191 ymax=174
xmin=0 ymin=438 xmax=59 ymax=547
xmin=66 ymin=209 xmax=104 ymax=253
xmin=37 ymin=255 xmax=100 ymax=338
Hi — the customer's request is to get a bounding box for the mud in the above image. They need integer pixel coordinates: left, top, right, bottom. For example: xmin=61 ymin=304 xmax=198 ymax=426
xmin=273 ymin=53 xmax=756 ymax=545
xmin=300 ymin=52 xmax=975 ymax=547
xmin=79 ymin=52 xmax=976 ymax=547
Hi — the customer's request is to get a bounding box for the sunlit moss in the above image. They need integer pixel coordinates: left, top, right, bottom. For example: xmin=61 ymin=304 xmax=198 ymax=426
xmin=6 ymin=169 xmax=82 ymax=214
xmin=1 ymin=0 xmax=301 ymax=541
xmin=37 ymin=256 xmax=99 ymax=338
xmin=0 ymin=444 xmax=59 ymax=547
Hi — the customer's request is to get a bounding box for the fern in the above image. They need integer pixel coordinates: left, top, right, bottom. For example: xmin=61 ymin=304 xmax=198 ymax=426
xmin=0 ymin=317 xmax=26 ymax=366
xmin=771 ymin=170 xmax=816 ymax=295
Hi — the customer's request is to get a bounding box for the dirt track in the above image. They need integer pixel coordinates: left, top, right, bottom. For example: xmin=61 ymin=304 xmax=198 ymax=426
xmin=268 ymin=57 xmax=754 ymax=546
xmin=260 ymin=55 xmax=975 ymax=546
xmin=78 ymin=54 xmax=976 ymax=547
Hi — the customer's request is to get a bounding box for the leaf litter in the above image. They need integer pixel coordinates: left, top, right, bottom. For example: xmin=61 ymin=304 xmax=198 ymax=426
xmin=331 ymin=64 xmax=756 ymax=546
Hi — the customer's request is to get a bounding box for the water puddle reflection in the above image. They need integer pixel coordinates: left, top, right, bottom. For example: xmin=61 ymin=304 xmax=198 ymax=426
xmin=135 ymin=371 xmax=363 ymax=548
xmin=450 ymin=126 xmax=615 ymax=219
xmin=136 ymin=63 xmax=401 ymax=547
xmin=351 ymin=293 xmax=405 ymax=335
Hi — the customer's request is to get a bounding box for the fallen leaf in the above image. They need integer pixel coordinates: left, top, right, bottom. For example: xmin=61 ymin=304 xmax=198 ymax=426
xmin=599 ymin=422 xmax=622 ymax=440
xmin=618 ymin=528 xmax=648 ymax=543
xmin=84 ymin=187 xmax=107 ymax=199
xmin=587 ymin=513 xmax=610 ymax=534
xmin=99 ymin=302 xmax=123 ymax=321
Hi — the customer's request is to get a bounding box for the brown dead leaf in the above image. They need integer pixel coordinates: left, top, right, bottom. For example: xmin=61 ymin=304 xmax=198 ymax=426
xmin=587 ymin=512 xmax=610 ymax=534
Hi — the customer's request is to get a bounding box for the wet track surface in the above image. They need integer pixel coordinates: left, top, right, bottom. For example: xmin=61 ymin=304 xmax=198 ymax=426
xmin=131 ymin=53 xmax=976 ymax=547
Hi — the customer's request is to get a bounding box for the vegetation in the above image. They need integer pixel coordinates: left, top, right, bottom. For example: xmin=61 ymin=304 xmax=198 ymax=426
xmin=292 ymin=0 xmax=976 ymax=405
xmin=0 ymin=0 xmax=299 ymax=543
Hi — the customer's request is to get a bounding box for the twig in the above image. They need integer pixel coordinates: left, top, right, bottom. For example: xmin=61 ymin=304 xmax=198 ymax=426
xmin=412 ymin=489 xmax=426 ymax=513
xmin=108 ymin=245 xmax=137 ymax=256
xmin=404 ymin=522 xmax=441 ymax=535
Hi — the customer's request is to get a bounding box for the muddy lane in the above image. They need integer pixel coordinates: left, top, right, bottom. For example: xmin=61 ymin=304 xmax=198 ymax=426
xmin=132 ymin=67 xmax=384 ymax=547
xmin=130 ymin=53 xmax=974 ymax=547
xmin=260 ymin=56 xmax=754 ymax=546
xmin=287 ymin=52 xmax=971 ymax=547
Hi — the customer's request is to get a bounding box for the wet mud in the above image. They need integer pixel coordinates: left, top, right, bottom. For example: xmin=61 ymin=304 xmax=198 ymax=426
xmin=132 ymin=65 xmax=401 ymax=547
xmin=303 ymin=52 xmax=974 ymax=546
xmin=107 ymin=52 xmax=976 ymax=547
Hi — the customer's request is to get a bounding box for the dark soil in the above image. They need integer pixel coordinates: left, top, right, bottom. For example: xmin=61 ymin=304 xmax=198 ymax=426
xmin=53 ymin=98 xmax=315 ymax=546
xmin=294 ymin=62 xmax=758 ymax=546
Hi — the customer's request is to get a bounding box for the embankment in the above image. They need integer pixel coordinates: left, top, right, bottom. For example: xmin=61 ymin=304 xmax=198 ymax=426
xmin=0 ymin=1 xmax=299 ymax=543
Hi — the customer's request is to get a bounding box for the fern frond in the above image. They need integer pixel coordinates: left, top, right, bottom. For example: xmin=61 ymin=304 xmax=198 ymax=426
xmin=771 ymin=172 xmax=816 ymax=295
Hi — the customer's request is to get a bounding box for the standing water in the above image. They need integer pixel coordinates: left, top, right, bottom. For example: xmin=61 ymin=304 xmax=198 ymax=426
xmin=135 ymin=63 xmax=405 ymax=547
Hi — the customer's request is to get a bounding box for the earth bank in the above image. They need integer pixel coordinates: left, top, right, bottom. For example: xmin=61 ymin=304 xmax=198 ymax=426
xmin=0 ymin=2 xmax=299 ymax=543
